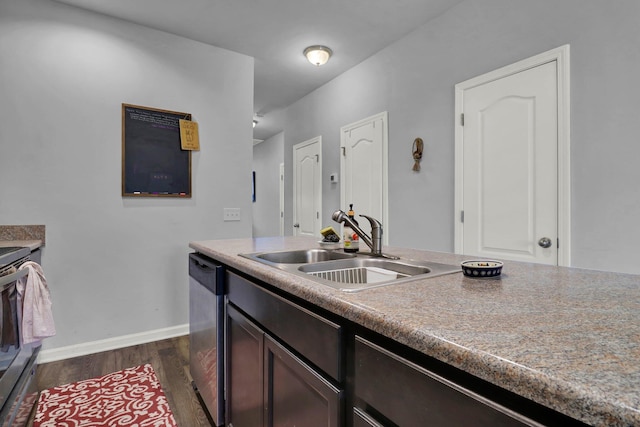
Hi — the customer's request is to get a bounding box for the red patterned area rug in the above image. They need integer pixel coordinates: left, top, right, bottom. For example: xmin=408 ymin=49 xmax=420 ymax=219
xmin=34 ymin=363 xmax=178 ymax=426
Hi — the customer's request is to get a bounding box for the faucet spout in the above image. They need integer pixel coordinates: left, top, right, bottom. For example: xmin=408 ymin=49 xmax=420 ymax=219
xmin=359 ymin=214 xmax=383 ymax=255
xmin=332 ymin=210 xmax=383 ymax=256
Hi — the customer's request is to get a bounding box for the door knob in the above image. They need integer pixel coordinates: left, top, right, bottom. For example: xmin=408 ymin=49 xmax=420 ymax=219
xmin=538 ymin=237 xmax=552 ymax=248
xmin=293 ymin=223 xmax=300 ymax=228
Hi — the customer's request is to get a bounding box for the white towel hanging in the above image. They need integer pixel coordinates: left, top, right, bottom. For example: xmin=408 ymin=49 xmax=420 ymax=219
xmin=17 ymin=261 xmax=56 ymax=346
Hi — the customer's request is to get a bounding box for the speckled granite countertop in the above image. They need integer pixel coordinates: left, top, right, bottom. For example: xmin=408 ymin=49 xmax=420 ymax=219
xmin=0 ymin=225 xmax=45 ymax=246
xmin=190 ymin=237 xmax=640 ymax=427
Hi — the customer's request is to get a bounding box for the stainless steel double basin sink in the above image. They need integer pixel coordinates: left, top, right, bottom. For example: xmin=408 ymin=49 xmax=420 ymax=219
xmin=241 ymin=248 xmax=461 ymax=292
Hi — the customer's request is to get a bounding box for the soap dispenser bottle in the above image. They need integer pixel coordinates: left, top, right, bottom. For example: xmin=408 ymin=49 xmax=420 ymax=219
xmin=343 ymin=204 xmax=360 ymax=253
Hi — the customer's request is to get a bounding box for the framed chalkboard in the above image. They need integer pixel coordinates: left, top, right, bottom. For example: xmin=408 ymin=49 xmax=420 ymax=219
xmin=122 ymin=104 xmax=192 ymax=197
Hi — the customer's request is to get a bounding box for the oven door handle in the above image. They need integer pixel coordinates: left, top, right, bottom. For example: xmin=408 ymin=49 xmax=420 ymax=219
xmin=0 ymin=268 xmax=29 ymax=291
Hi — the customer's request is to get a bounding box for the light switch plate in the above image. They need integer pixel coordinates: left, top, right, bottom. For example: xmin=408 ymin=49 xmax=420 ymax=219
xmin=224 ymin=208 xmax=241 ymax=221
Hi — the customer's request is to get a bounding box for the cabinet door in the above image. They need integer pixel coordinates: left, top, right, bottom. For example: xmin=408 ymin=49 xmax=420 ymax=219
xmin=355 ymin=336 xmax=538 ymax=427
xmin=264 ymin=335 xmax=342 ymax=427
xmin=226 ymin=304 xmax=264 ymax=427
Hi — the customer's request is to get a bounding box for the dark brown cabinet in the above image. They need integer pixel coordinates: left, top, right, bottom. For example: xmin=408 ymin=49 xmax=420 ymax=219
xmin=226 ymin=271 xmax=342 ymax=382
xmin=265 ymin=335 xmax=341 ymax=427
xmin=354 ymin=335 xmax=538 ymax=427
xmin=226 ymin=272 xmax=344 ymax=427
xmin=226 ymin=304 xmax=264 ymax=427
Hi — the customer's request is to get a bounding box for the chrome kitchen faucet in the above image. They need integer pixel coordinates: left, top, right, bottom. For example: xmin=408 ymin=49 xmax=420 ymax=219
xmin=332 ymin=210 xmax=384 ymax=256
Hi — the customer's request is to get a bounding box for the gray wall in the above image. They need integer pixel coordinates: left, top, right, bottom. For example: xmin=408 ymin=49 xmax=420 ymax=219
xmin=252 ymin=132 xmax=284 ymax=237
xmin=280 ymin=0 xmax=640 ymax=274
xmin=0 ymin=0 xmax=254 ymax=351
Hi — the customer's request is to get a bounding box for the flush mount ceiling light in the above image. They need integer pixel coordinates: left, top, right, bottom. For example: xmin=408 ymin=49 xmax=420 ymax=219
xmin=304 ymin=45 xmax=333 ymax=66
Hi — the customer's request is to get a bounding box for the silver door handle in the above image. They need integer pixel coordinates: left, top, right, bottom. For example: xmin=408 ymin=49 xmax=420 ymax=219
xmin=293 ymin=223 xmax=300 ymax=228
xmin=538 ymin=237 xmax=552 ymax=248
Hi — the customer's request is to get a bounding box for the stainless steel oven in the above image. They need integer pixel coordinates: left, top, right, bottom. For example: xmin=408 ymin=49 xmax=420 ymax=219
xmin=0 ymin=247 xmax=40 ymax=426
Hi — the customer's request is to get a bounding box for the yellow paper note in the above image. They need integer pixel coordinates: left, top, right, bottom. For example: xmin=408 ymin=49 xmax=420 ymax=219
xmin=179 ymin=119 xmax=200 ymax=150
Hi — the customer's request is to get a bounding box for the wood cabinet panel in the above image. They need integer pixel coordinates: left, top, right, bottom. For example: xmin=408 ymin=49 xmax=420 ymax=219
xmin=354 ymin=336 xmax=538 ymax=427
xmin=227 ymin=271 xmax=342 ymax=381
xmin=226 ymin=304 xmax=264 ymax=427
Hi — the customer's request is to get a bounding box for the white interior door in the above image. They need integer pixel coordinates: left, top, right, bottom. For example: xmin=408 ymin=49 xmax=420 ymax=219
xmin=340 ymin=112 xmax=388 ymax=244
xmin=279 ymin=162 xmax=284 ymax=237
xmin=455 ymin=46 xmax=570 ymax=265
xmin=293 ymin=137 xmax=322 ymax=237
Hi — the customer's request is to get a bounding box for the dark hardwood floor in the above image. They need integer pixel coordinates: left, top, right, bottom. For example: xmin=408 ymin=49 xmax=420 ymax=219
xmin=28 ymin=335 xmax=213 ymax=427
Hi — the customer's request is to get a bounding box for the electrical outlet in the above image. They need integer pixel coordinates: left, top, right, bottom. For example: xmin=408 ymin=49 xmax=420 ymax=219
xmin=224 ymin=208 xmax=241 ymax=221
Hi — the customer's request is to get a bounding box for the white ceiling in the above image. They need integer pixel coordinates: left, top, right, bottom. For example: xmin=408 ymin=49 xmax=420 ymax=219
xmin=53 ymin=0 xmax=465 ymax=140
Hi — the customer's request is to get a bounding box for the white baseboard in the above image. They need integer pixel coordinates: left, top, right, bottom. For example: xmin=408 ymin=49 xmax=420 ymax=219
xmin=37 ymin=324 xmax=189 ymax=364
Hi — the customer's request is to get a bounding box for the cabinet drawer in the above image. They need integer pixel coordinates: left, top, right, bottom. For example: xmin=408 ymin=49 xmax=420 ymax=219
xmin=355 ymin=336 xmax=539 ymax=427
xmin=227 ymin=271 xmax=342 ymax=381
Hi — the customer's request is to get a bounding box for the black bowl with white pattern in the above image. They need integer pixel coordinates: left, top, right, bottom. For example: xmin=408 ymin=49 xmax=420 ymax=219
xmin=461 ymin=260 xmax=503 ymax=278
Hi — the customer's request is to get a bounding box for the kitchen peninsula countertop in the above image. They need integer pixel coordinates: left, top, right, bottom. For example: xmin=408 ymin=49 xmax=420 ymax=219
xmin=190 ymin=236 xmax=640 ymax=427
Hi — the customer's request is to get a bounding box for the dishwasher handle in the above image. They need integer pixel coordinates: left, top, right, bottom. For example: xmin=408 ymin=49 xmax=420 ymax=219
xmin=189 ymin=253 xmax=225 ymax=295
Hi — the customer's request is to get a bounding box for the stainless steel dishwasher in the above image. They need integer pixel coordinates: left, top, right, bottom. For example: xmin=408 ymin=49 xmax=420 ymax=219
xmin=189 ymin=253 xmax=225 ymax=426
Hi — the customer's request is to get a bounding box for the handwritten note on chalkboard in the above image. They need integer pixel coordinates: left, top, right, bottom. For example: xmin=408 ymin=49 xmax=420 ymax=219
xmin=122 ymin=104 xmax=191 ymax=197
